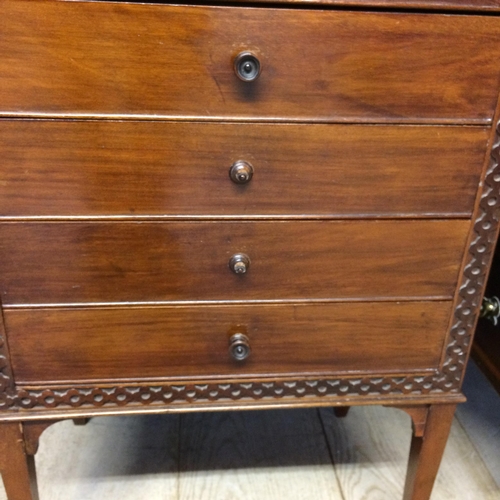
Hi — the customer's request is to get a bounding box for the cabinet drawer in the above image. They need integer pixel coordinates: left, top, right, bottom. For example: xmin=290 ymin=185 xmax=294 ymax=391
xmin=0 ymin=121 xmax=487 ymax=218
xmin=0 ymin=220 xmax=468 ymax=305
xmin=2 ymin=2 xmax=500 ymax=121
xmin=6 ymin=302 xmax=452 ymax=384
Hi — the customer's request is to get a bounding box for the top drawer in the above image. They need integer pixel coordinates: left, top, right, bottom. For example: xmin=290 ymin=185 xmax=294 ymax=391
xmin=1 ymin=1 xmax=500 ymax=122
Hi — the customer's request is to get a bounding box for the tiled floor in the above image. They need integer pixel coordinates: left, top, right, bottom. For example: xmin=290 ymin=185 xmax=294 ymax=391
xmin=1 ymin=361 xmax=499 ymax=500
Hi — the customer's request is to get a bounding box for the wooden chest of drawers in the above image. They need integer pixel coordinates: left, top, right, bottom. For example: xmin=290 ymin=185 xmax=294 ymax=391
xmin=1 ymin=1 xmax=500 ymax=499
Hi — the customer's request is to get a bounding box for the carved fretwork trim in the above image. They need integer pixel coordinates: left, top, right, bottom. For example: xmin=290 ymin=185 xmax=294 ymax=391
xmin=1 ymin=374 xmax=443 ymax=411
xmin=438 ymin=120 xmax=500 ymax=390
xmin=1 ymin=124 xmax=500 ymax=413
xmin=0 ymin=338 xmax=12 ymax=395
xmin=0 ymin=306 xmax=14 ymax=398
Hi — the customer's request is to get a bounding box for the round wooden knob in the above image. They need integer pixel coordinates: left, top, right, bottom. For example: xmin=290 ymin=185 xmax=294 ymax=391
xmin=229 ymin=161 xmax=254 ymax=184
xmin=234 ymin=52 xmax=261 ymax=82
xmin=229 ymin=253 xmax=250 ymax=274
xmin=229 ymin=333 xmax=251 ymax=361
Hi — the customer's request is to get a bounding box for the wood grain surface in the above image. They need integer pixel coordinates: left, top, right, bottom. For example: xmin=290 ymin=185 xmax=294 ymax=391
xmin=0 ymin=121 xmax=487 ymax=218
xmin=2 ymin=2 xmax=500 ymax=122
xmin=0 ymin=423 xmax=38 ymax=500
xmin=403 ymin=404 xmax=457 ymax=500
xmin=6 ymin=301 xmax=451 ymax=383
xmin=0 ymin=1 xmax=497 ymax=499
xmin=0 ymin=220 xmax=469 ymax=305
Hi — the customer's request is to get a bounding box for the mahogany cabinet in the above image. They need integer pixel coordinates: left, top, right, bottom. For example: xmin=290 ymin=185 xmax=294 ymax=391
xmin=1 ymin=0 xmax=500 ymax=499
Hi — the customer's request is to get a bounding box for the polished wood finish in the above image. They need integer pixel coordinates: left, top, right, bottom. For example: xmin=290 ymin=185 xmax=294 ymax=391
xmin=0 ymin=220 xmax=468 ymax=305
xmin=6 ymin=302 xmax=451 ymax=384
xmin=402 ymin=404 xmax=457 ymax=500
xmin=2 ymin=2 xmax=500 ymax=122
xmin=1 ymin=0 xmax=499 ymax=498
xmin=0 ymin=121 xmax=487 ymax=218
xmin=391 ymin=405 xmax=429 ymax=438
xmin=23 ymin=421 xmax=59 ymax=456
xmin=0 ymin=423 xmax=39 ymax=500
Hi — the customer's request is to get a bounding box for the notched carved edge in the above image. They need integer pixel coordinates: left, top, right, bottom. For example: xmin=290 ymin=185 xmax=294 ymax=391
xmin=438 ymin=120 xmax=500 ymax=391
xmin=1 ymin=123 xmax=500 ymax=412
xmin=0 ymin=374 xmax=444 ymax=411
xmin=0 ymin=305 xmax=15 ymax=404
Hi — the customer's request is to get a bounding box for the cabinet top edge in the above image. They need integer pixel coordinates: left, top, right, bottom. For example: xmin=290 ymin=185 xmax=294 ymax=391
xmin=47 ymin=0 xmax=500 ymax=14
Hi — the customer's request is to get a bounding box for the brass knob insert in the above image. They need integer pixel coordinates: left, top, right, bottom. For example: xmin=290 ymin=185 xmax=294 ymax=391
xmin=229 ymin=333 xmax=251 ymax=361
xmin=229 ymin=253 xmax=250 ymax=274
xmin=234 ymin=52 xmax=261 ymax=82
xmin=229 ymin=160 xmax=254 ymax=185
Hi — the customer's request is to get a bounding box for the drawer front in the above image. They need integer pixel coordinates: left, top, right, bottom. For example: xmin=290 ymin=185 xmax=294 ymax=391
xmin=6 ymin=302 xmax=452 ymax=384
xmin=2 ymin=2 xmax=500 ymax=121
xmin=0 ymin=122 xmax=487 ymax=218
xmin=0 ymin=221 xmax=468 ymax=305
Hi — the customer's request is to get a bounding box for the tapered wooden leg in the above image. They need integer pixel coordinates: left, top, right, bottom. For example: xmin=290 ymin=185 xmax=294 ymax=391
xmin=73 ymin=418 xmax=90 ymax=426
xmin=333 ymin=406 xmax=350 ymax=418
xmin=402 ymin=403 xmax=456 ymax=500
xmin=0 ymin=423 xmax=39 ymax=500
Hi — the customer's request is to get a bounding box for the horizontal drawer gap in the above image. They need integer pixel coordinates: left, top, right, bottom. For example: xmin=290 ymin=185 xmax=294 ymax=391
xmin=0 ymin=214 xmax=472 ymax=222
xmin=0 ymin=117 xmax=491 ymax=129
xmin=0 ymin=112 xmax=491 ymax=127
xmin=0 ymin=217 xmax=472 ymax=224
xmin=4 ymin=297 xmax=453 ymax=310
